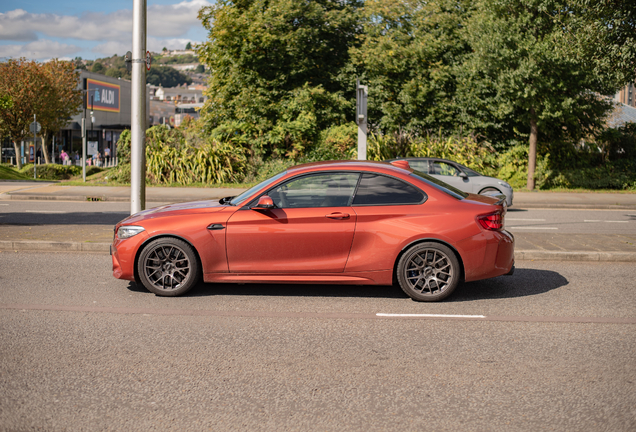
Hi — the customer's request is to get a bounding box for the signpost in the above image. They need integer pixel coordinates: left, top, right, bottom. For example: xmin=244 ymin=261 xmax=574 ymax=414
xmin=29 ymin=115 xmax=41 ymax=179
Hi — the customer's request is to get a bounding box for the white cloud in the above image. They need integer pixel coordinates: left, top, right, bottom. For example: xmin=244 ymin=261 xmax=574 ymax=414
xmin=0 ymin=1 xmax=211 ymax=43
xmin=0 ymin=39 xmax=80 ymax=60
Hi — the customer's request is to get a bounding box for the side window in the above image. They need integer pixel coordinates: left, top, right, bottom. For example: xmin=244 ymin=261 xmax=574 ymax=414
xmin=268 ymin=173 xmax=360 ymax=208
xmin=431 ymin=161 xmax=461 ymax=176
xmin=352 ymin=174 xmax=424 ymax=206
xmin=409 ymin=160 xmax=429 ymax=173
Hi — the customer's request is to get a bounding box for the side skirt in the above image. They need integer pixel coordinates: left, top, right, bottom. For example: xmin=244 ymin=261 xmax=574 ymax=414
xmin=203 ymin=270 xmax=393 ymax=285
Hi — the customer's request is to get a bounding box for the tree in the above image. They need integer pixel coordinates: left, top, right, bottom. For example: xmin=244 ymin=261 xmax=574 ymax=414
xmin=38 ymin=60 xmax=83 ymax=163
xmin=146 ymin=66 xmax=192 ymax=87
xmin=0 ymin=93 xmax=13 ymax=111
xmin=91 ymin=62 xmax=104 ymax=73
xmin=564 ymin=0 xmax=636 ymax=90
xmin=456 ymin=0 xmax=613 ymax=190
xmin=73 ymin=57 xmax=86 ymax=71
xmin=197 ymin=0 xmax=362 ymax=157
xmin=195 ymin=64 xmax=205 ymax=74
xmin=351 ymin=0 xmax=474 ymax=134
xmin=0 ymin=59 xmax=47 ymax=169
xmin=0 ymin=59 xmax=82 ymax=167
xmin=185 ymin=42 xmax=192 ymax=50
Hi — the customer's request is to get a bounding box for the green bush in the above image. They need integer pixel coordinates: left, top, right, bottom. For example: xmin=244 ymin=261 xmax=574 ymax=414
xmin=111 ymin=123 xmax=248 ymax=186
xmin=311 ymin=123 xmax=358 ymax=161
xmin=19 ymin=163 xmax=82 ymax=180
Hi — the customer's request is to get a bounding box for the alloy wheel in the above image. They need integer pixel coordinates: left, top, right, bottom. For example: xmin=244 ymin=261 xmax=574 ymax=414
xmin=143 ymin=244 xmax=191 ymax=291
xmin=404 ymin=248 xmax=454 ymax=295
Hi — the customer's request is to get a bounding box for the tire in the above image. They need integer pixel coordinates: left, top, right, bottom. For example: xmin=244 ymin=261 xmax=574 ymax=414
xmin=396 ymin=242 xmax=460 ymax=302
xmin=479 ymin=187 xmax=502 ymax=196
xmin=137 ymin=238 xmax=200 ymax=296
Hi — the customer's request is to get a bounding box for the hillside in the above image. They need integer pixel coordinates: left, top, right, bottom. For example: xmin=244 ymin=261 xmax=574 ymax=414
xmin=74 ymin=51 xmax=208 ymax=87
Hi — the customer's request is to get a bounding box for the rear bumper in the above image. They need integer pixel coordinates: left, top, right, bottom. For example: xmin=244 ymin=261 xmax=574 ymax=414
xmin=462 ymin=229 xmax=515 ymax=282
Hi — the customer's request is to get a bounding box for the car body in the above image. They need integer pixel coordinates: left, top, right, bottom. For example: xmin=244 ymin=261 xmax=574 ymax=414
xmin=111 ymin=160 xmax=514 ymax=301
xmin=386 ymin=157 xmax=513 ymax=206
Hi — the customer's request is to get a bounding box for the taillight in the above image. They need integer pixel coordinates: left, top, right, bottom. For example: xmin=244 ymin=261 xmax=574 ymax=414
xmin=477 ymin=212 xmax=503 ymax=231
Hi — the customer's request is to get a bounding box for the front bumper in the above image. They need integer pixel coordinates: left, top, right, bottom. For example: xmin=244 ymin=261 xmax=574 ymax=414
xmin=111 ymin=231 xmax=149 ymax=281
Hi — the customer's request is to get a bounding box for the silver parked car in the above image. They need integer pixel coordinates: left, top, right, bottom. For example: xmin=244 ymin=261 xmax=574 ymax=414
xmin=386 ymin=157 xmax=513 ymax=206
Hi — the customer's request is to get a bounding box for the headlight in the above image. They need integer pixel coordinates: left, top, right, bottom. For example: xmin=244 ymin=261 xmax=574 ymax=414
xmin=117 ymin=225 xmax=145 ymax=239
xmin=498 ymin=181 xmax=511 ymax=188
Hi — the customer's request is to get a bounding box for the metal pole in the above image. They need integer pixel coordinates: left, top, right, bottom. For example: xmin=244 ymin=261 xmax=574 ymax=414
xmin=33 ymin=114 xmax=37 ymax=179
xmin=356 ymin=79 xmax=368 ymax=160
xmin=131 ymin=0 xmax=147 ymax=215
xmin=82 ymin=117 xmax=86 ymax=181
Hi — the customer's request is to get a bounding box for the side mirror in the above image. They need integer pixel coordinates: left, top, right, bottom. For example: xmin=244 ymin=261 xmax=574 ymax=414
xmin=252 ymin=195 xmax=275 ymax=210
xmin=459 ymin=172 xmax=468 ymax=179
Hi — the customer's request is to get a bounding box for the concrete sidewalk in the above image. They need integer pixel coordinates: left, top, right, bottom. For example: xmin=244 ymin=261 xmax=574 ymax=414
xmin=1 ymin=181 xmax=635 ymax=261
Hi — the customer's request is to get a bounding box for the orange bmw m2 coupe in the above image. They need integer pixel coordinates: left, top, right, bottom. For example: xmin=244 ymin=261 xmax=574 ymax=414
xmin=111 ymin=160 xmax=514 ymax=301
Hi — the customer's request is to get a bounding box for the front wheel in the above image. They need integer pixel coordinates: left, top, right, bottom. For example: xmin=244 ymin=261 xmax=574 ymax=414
xmin=396 ymin=242 xmax=460 ymax=302
xmin=137 ymin=238 xmax=200 ymax=296
xmin=479 ymin=187 xmax=502 ymax=196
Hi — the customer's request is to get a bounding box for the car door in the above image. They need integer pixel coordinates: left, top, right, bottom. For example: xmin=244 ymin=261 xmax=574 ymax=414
xmin=429 ymin=160 xmax=473 ymax=193
xmin=345 ymin=173 xmax=427 ymax=272
xmin=225 ymin=172 xmax=360 ymax=273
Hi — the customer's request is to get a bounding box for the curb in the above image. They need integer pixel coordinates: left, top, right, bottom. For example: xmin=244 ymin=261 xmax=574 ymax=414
xmin=1 ymin=241 xmax=635 ymax=262
xmin=515 ymin=250 xmax=636 ymax=262
xmin=0 ymin=241 xmax=110 ymax=252
xmin=1 ymin=194 xmax=126 ymax=202
xmin=513 ymin=204 xmax=636 ymax=210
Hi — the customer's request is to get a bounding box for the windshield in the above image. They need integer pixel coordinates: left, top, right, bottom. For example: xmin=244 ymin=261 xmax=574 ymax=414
xmin=457 ymin=163 xmax=482 ymax=177
xmin=229 ymin=171 xmax=287 ymax=206
xmin=410 ymin=170 xmax=469 ymax=200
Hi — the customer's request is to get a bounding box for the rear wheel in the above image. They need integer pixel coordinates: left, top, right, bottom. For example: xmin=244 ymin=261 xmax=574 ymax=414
xmin=137 ymin=238 xmax=200 ymax=296
xmin=396 ymin=242 xmax=460 ymax=302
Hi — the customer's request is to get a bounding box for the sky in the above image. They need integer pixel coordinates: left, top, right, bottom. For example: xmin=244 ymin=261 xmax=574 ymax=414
xmin=0 ymin=0 xmax=212 ymax=61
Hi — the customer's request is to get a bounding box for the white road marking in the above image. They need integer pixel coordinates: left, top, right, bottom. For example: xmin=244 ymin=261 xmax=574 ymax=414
xmin=506 ymin=218 xmax=546 ymax=221
xmin=584 ymin=220 xmax=628 ymax=223
xmin=508 ymin=226 xmax=559 ymax=230
xmin=377 ymin=313 xmax=486 ymax=319
xmin=0 ymin=204 xmax=9 ymax=206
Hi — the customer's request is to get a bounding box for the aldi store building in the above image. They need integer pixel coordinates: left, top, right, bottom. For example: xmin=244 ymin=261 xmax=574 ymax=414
xmin=57 ymin=71 xmax=150 ymax=162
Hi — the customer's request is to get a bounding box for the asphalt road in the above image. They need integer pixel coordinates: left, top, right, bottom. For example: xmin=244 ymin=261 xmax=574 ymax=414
xmin=2 ymin=201 xmax=636 ymax=235
xmin=1 ymin=251 xmax=634 ymax=431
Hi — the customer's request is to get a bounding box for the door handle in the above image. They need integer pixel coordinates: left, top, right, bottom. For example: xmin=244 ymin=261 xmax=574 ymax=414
xmin=207 ymin=224 xmax=225 ymax=230
xmin=325 ymin=212 xmax=350 ymax=220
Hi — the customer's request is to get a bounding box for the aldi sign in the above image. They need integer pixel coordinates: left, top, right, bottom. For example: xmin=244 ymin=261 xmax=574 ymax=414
xmin=87 ymin=79 xmax=120 ymax=113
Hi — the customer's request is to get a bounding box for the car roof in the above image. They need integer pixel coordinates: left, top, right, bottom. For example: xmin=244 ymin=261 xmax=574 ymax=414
xmin=287 ymin=160 xmax=411 ymax=175
xmin=388 ymin=157 xmax=458 ymax=164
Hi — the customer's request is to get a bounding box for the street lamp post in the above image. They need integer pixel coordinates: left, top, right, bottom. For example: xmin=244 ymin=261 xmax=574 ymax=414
xmin=130 ymin=0 xmax=147 ymax=214
xmin=82 ymin=89 xmax=87 ymax=182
